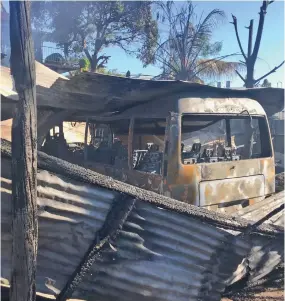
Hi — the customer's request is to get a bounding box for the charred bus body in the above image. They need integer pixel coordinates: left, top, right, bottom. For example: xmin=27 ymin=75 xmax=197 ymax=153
xmin=42 ymin=94 xmax=275 ymax=212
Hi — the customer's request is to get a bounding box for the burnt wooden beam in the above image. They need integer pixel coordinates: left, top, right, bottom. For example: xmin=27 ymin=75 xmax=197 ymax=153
xmin=9 ymin=1 xmax=38 ymax=301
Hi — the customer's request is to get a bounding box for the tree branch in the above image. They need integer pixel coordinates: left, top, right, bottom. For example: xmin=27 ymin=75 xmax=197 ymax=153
xmin=251 ymin=1 xmax=268 ymax=62
xmin=230 ymin=14 xmax=247 ymax=61
xmin=255 ymin=60 xmax=285 ymax=84
xmin=246 ymin=19 xmax=253 ymax=58
xmin=235 ymin=69 xmax=246 ymax=82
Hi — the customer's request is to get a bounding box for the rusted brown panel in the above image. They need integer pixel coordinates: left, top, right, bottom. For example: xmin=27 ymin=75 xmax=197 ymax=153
xmin=84 ymin=162 xmax=163 ymax=194
xmin=199 ymin=175 xmax=265 ymax=206
xmin=199 ymin=159 xmax=262 ymax=181
xmin=165 ymin=158 xmax=275 ymax=207
xmin=260 ymin=158 xmax=275 ymax=194
xmin=162 ymin=113 xmax=200 ymax=205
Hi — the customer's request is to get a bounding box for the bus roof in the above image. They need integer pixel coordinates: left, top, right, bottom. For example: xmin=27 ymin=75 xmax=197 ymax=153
xmin=113 ymin=95 xmax=266 ymax=119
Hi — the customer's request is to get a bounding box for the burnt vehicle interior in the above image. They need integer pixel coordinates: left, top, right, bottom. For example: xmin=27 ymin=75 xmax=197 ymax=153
xmin=41 ymin=113 xmax=272 ymax=177
xmin=41 ymin=117 xmax=167 ymax=175
xmin=181 ymin=114 xmax=272 ymax=165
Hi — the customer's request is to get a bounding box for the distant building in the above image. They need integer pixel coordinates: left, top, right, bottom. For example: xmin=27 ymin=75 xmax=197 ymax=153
xmin=130 ymin=74 xmax=154 ymax=80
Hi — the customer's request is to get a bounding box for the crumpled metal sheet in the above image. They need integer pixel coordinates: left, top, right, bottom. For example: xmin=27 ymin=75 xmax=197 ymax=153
xmin=234 ymin=191 xmax=284 ymax=227
xmin=75 ymin=202 xmax=250 ymax=301
xmin=1 ymin=159 xmax=250 ymax=300
xmin=1 ymin=139 xmax=284 ymax=301
xmin=229 ymin=192 xmax=284 ymax=286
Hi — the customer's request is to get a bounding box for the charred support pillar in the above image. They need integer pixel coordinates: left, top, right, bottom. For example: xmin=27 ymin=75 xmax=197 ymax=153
xmin=9 ymin=1 xmax=38 ymax=301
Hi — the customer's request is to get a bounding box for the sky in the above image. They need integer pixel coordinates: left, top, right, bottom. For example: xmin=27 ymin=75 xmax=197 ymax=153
xmin=103 ymin=1 xmax=285 ymax=87
xmin=2 ymin=1 xmax=284 ymax=87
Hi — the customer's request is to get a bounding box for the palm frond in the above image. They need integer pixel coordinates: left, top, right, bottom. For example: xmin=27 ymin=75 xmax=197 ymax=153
xmin=195 ymin=59 xmax=245 ymax=80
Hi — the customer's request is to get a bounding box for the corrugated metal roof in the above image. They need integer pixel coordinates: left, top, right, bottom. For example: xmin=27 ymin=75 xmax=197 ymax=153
xmin=234 ymin=191 xmax=284 ymax=228
xmin=1 ymin=156 xmax=250 ymax=300
xmin=1 ymin=139 xmax=283 ymax=300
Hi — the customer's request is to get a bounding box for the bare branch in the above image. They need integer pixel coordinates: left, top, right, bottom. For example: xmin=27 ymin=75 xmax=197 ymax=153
xmin=247 ymin=19 xmax=253 ymax=58
xmin=255 ymin=60 xmax=285 ymax=84
xmin=235 ymin=69 xmax=246 ymax=82
xmin=231 ymin=14 xmax=247 ymax=61
xmin=251 ymin=1 xmax=269 ymax=62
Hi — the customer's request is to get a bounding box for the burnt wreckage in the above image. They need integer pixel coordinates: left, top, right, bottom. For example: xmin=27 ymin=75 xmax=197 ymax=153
xmin=1 ymin=64 xmax=284 ymax=300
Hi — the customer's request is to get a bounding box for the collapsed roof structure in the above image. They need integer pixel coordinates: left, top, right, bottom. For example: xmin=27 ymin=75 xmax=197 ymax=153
xmin=1 ymin=62 xmax=284 ymax=149
xmin=1 ymin=62 xmax=284 ymax=300
xmin=1 ymin=62 xmax=284 ymax=119
xmin=1 ymin=138 xmax=284 ymax=301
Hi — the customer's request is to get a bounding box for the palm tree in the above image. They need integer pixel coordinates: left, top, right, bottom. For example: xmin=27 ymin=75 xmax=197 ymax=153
xmin=154 ymin=1 xmax=244 ymax=82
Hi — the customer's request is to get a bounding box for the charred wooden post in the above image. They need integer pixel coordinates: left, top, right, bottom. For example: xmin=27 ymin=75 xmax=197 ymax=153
xmin=9 ymin=1 xmax=38 ymax=301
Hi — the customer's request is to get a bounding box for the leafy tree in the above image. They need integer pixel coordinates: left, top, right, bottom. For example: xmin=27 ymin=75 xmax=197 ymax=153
xmin=231 ymin=0 xmax=284 ymax=87
xmin=79 ymin=57 xmax=90 ymax=71
xmin=31 ymin=1 xmax=158 ymax=71
xmin=261 ymin=78 xmax=271 ymax=87
xmin=152 ymin=1 xmax=244 ymax=82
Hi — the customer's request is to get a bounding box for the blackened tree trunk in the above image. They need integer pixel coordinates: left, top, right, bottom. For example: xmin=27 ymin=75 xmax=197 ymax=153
xmin=9 ymin=2 xmax=38 ymax=301
xmin=231 ymin=1 xmax=284 ymax=88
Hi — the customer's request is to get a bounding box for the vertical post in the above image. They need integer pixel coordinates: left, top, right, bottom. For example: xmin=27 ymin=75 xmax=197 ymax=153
xmin=9 ymin=2 xmax=38 ymax=301
xmin=128 ymin=117 xmax=135 ymax=170
xmin=226 ymin=119 xmax=232 ymax=147
xmin=84 ymin=119 xmax=89 ymax=162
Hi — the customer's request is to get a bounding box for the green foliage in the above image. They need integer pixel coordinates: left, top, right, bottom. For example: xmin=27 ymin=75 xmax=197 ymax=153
xmin=79 ymin=57 xmax=90 ymax=71
xmin=31 ymin=1 xmax=158 ymax=71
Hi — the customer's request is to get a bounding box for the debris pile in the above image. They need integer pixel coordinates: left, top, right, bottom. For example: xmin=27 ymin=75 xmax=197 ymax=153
xmin=1 ymin=139 xmax=283 ymax=301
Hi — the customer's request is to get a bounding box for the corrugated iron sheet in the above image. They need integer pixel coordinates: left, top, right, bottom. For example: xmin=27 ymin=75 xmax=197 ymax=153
xmin=1 ymin=139 xmax=283 ymax=301
xmin=234 ymin=191 xmax=284 ymax=227
xmin=231 ymin=192 xmax=284 ymax=286
xmin=1 ymin=157 xmax=250 ymax=300
xmin=1 ymin=161 xmax=119 ymax=294
xmin=75 ymin=201 xmax=252 ymax=301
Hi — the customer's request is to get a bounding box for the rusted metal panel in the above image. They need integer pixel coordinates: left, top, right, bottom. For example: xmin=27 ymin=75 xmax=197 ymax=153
xmin=165 ymin=156 xmax=275 ymax=208
xmin=162 ymin=111 xmax=275 ymax=207
xmin=199 ymin=175 xmax=265 ymax=206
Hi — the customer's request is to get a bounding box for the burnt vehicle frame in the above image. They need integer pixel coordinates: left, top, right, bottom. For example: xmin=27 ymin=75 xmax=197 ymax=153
xmin=42 ymin=93 xmax=275 ymax=212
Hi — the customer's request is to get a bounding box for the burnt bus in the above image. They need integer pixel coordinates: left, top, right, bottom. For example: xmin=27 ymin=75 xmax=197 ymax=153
xmin=43 ymin=95 xmax=274 ymax=213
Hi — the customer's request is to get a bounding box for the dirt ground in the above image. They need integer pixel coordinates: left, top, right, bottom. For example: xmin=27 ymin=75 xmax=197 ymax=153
xmin=221 ymin=289 xmax=284 ymax=301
